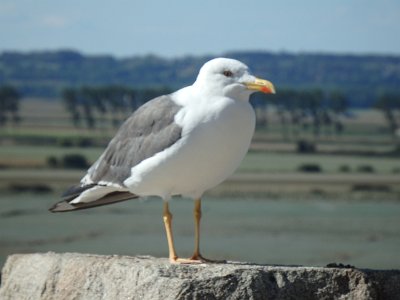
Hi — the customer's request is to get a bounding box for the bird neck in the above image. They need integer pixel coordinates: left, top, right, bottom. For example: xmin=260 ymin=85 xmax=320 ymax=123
xmin=191 ymin=81 xmax=251 ymax=103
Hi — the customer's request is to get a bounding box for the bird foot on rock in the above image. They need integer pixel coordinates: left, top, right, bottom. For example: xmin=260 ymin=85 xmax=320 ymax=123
xmin=170 ymin=257 xmax=205 ymax=264
xmin=169 ymin=254 xmax=226 ymax=264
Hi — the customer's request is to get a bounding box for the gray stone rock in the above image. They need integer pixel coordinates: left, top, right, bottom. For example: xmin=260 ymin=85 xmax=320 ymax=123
xmin=0 ymin=252 xmax=399 ymax=299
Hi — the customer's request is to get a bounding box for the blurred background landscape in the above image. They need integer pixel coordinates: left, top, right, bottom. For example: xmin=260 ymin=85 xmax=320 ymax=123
xmin=1 ymin=1 xmax=399 ymax=270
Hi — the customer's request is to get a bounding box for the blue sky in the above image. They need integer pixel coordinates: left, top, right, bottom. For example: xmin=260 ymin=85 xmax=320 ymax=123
xmin=1 ymin=0 xmax=399 ymax=57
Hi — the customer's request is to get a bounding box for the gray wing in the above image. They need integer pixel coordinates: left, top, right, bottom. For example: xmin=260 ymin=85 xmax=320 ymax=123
xmin=86 ymin=95 xmax=183 ymax=186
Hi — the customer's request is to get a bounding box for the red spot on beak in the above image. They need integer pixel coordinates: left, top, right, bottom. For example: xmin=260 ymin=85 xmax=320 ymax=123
xmin=261 ymin=86 xmax=270 ymax=93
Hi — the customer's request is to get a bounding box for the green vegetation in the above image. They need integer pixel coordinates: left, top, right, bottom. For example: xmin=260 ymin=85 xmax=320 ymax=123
xmin=338 ymin=165 xmax=351 ymax=173
xmin=0 ymin=85 xmax=20 ymax=126
xmin=298 ymin=163 xmax=322 ymax=173
xmin=375 ymin=93 xmax=400 ymax=136
xmin=48 ymin=154 xmax=90 ymax=169
xmin=59 ymin=85 xmax=352 ymax=136
xmin=0 ymin=144 xmax=102 ymax=168
xmin=0 ymin=98 xmax=399 ymax=170
xmin=238 ymin=152 xmax=399 ymax=174
xmin=62 ymin=85 xmax=172 ymax=129
xmin=1 ymin=50 xmax=400 ymax=108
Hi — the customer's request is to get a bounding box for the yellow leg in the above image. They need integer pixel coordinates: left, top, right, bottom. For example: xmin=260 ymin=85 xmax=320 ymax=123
xmin=163 ymin=201 xmax=178 ymax=262
xmin=190 ymin=199 xmax=224 ymax=263
xmin=163 ymin=201 xmax=203 ymax=264
xmin=191 ymin=198 xmax=202 ymax=260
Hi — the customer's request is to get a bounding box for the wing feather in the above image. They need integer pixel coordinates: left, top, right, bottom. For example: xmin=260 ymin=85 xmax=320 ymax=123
xmin=85 ymin=95 xmax=182 ymax=186
xmin=51 ymin=95 xmax=182 ymax=212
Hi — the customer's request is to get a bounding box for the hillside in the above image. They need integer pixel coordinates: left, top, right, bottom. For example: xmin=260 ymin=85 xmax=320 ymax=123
xmin=1 ymin=50 xmax=400 ymax=107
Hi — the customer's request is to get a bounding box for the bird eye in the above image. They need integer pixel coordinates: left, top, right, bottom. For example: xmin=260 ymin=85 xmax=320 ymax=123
xmin=223 ymin=70 xmax=233 ymax=77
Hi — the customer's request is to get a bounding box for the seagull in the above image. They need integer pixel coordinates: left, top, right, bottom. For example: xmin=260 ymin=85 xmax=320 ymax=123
xmin=50 ymin=58 xmax=275 ymax=263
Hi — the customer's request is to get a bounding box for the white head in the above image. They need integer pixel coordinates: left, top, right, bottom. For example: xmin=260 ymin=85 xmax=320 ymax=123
xmin=193 ymin=58 xmax=275 ymax=101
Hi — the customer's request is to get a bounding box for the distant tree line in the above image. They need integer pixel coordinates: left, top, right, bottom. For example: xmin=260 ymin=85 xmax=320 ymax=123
xmin=374 ymin=93 xmax=400 ymax=137
xmin=3 ymin=82 xmax=399 ymax=141
xmin=0 ymin=85 xmax=20 ymax=126
xmin=62 ymin=84 xmax=400 ymax=139
xmin=62 ymin=85 xmax=349 ymax=138
xmin=251 ymin=88 xmax=349 ymax=139
xmin=62 ymin=86 xmax=172 ymax=129
xmin=270 ymin=89 xmax=400 ymax=139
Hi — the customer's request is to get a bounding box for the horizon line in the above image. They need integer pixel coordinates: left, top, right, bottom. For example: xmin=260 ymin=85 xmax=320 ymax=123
xmin=1 ymin=48 xmax=400 ymax=59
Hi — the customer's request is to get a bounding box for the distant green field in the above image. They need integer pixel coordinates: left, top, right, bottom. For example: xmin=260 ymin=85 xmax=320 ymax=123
xmin=1 ymin=144 xmax=399 ymax=174
xmin=239 ymin=151 xmax=400 ymax=174
xmin=1 ymin=99 xmax=399 ymax=198
xmin=5 ymin=99 xmax=392 ymax=140
xmin=0 ymin=145 xmax=103 ymax=167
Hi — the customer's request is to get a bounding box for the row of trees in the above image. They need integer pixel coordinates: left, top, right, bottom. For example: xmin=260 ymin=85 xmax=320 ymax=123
xmin=252 ymin=89 xmax=349 ymax=138
xmin=375 ymin=93 xmax=400 ymax=137
xmin=62 ymin=86 xmax=172 ymax=129
xmin=61 ymin=85 xmax=351 ymax=139
xmin=2 ymin=82 xmax=398 ymax=140
xmin=62 ymin=84 xmax=400 ymax=140
xmin=0 ymin=85 xmax=20 ymax=126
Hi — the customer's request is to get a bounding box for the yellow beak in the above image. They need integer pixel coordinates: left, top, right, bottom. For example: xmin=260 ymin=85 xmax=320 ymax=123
xmin=245 ymin=78 xmax=276 ymax=94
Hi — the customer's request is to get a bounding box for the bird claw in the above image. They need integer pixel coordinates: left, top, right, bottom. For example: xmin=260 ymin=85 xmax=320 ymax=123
xmin=169 ymin=254 xmax=225 ymax=264
xmin=170 ymin=257 xmax=204 ymax=264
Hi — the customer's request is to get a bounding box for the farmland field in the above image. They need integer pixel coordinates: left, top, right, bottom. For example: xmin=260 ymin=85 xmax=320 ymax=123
xmin=0 ymin=99 xmax=399 ymax=270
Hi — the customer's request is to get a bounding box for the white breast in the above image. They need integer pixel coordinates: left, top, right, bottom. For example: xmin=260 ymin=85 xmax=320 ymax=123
xmin=124 ymin=95 xmax=255 ymax=200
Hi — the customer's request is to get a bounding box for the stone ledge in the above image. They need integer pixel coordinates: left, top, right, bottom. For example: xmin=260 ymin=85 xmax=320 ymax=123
xmin=0 ymin=252 xmax=399 ymax=299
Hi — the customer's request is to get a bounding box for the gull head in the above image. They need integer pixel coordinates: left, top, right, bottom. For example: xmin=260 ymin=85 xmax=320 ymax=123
xmin=193 ymin=58 xmax=275 ymax=101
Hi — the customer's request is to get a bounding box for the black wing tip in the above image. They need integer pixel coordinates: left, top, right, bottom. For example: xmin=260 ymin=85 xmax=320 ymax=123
xmin=50 ymin=191 xmax=139 ymax=213
xmin=50 ymin=183 xmax=96 ymax=212
xmin=49 ymin=200 xmax=78 ymax=213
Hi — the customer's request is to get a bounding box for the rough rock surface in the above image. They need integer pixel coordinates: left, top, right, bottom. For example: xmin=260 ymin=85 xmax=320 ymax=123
xmin=0 ymin=252 xmax=399 ymax=300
